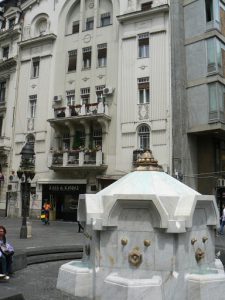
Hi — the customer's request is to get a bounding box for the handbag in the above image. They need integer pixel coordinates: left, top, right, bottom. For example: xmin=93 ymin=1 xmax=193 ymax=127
xmin=0 ymin=244 xmax=10 ymax=256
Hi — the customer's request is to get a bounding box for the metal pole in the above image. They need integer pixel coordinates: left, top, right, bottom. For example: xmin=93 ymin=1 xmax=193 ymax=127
xmin=20 ymin=176 xmax=28 ymax=239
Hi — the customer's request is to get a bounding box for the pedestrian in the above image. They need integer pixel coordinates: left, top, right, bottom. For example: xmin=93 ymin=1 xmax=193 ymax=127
xmin=43 ymin=200 xmax=52 ymax=225
xmin=0 ymin=225 xmax=14 ymax=280
xmin=219 ymin=204 xmax=225 ymax=235
xmin=77 ymin=221 xmax=84 ymax=233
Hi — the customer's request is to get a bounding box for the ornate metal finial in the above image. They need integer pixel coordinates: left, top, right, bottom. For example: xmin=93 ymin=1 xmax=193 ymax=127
xmin=133 ymin=150 xmax=163 ymax=171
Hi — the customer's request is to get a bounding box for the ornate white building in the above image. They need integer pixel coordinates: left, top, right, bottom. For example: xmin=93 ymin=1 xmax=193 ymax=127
xmin=0 ymin=0 xmax=171 ymax=219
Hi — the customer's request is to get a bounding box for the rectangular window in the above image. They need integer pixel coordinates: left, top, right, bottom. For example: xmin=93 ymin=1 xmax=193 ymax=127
xmin=93 ymin=129 xmax=102 ymax=147
xmin=29 ymin=95 xmax=37 ymax=118
xmin=0 ymin=82 xmax=6 ymax=103
xmin=141 ymin=2 xmax=153 ymax=11
xmin=72 ymin=21 xmax=79 ymax=34
xmin=31 ymin=58 xmax=40 ymax=78
xmin=63 ymin=133 xmax=70 ymax=150
xmin=97 ymin=43 xmax=107 ymax=67
xmin=2 ymin=46 xmax=9 ymax=59
xmin=100 ymin=13 xmax=111 ymax=27
xmin=86 ymin=17 xmax=94 ymax=31
xmin=138 ymin=33 xmax=149 ymax=58
xmin=82 ymin=47 xmax=92 ymax=69
xmin=205 ymin=0 xmax=213 ymax=21
xmin=8 ymin=18 xmax=15 ymax=29
xmin=95 ymin=85 xmax=105 ymax=103
xmin=80 ymin=87 xmax=90 ymax=105
xmin=66 ymin=90 xmax=75 ymax=106
xmin=207 ymin=38 xmax=222 ymax=73
xmin=138 ymin=77 xmax=150 ymax=104
xmin=68 ymin=50 xmax=77 ymax=72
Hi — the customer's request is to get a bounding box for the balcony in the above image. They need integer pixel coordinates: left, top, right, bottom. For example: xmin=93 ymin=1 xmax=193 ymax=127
xmin=0 ymin=56 xmax=17 ymax=72
xmin=48 ymin=102 xmax=110 ymax=126
xmin=0 ymin=24 xmax=21 ymax=40
xmin=48 ymin=150 xmax=107 ymax=171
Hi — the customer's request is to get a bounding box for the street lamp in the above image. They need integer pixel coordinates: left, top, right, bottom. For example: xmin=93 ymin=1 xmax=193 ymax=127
xmin=17 ymin=142 xmax=35 ymax=239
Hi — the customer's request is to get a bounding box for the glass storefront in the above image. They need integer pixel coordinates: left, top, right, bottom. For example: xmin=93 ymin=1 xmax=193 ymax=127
xmin=42 ymin=184 xmax=86 ymax=221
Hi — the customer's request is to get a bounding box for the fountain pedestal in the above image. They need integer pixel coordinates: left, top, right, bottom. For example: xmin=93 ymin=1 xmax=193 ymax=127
xmin=57 ymin=151 xmax=225 ymax=300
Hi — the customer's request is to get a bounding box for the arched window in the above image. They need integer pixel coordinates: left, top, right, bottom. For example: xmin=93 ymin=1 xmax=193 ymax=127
xmin=138 ymin=125 xmax=150 ymax=150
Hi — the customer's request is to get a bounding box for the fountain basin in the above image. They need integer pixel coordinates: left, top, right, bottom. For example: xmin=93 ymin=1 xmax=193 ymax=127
xmin=56 ymin=261 xmax=92 ymax=298
xmin=103 ymin=273 xmax=162 ymax=300
xmin=186 ymin=272 xmax=225 ymax=300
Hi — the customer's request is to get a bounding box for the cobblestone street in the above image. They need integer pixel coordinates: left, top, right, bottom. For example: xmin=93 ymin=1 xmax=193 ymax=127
xmin=1 ymin=260 xmax=75 ymax=300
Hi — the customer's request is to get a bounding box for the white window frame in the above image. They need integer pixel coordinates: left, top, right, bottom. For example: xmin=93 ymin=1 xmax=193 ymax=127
xmin=80 ymin=87 xmax=90 ymax=104
xmin=66 ymin=90 xmax=75 ymax=106
xmin=138 ymin=125 xmax=150 ymax=150
xmin=95 ymin=85 xmax=105 ymax=103
xmin=97 ymin=43 xmax=107 ymax=67
xmin=82 ymin=47 xmax=92 ymax=69
xmin=31 ymin=58 xmax=40 ymax=78
xmin=29 ymin=95 xmax=37 ymax=118
xmin=138 ymin=33 xmax=149 ymax=58
xmin=138 ymin=77 xmax=150 ymax=104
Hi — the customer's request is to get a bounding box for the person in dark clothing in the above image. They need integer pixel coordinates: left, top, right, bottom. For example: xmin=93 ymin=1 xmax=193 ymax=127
xmin=77 ymin=221 xmax=84 ymax=233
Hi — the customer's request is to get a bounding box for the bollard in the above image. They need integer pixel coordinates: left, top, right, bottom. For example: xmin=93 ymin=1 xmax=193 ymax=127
xmin=26 ymin=221 xmax=32 ymax=238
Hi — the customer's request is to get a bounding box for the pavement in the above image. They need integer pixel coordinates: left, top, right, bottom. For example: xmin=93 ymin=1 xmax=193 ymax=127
xmin=0 ymin=217 xmax=84 ymax=300
xmin=0 ymin=217 xmax=84 ymax=251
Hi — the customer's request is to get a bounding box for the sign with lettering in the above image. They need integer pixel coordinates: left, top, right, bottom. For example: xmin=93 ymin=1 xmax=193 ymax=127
xmin=47 ymin=184 xmax=86 ymax=193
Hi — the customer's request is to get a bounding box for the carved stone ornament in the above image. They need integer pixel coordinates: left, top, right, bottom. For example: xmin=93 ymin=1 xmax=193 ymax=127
xmin=144 ymin=239 xmax=151 ymax=247
xmin=128 ymin=248 xmax=142 ymax=267
xmin=195 ymin=248 xmax=205 ymax=263
xmin=83 ymin=34 xmax=91 ymax=43
xmin=89 ymin=1 xmax=94 ymax=9
xmin=121 ymin=238 xmax=128 ymax=246
xmin=134 ymin=150 xmax=163 ymax=171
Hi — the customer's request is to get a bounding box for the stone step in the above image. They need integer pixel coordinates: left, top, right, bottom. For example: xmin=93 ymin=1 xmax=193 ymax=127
xmin=27 ymin=251 xmax=83 ymax=265
xmin=12 ymin=245 xmax=83 ymax=271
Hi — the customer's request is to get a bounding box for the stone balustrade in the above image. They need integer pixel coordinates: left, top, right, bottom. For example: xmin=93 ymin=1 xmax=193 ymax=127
xmin=48 ymin=150 xmax=103 ymax=168
xmin=53 ymin=102 xmax=109 ymax=119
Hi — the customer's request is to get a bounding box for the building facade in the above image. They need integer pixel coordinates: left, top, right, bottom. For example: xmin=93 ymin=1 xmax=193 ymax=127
xmin=2 ymin=0 xmax=224 ymax=219
xmin=171 ymin=0 xmax=225 ymax=213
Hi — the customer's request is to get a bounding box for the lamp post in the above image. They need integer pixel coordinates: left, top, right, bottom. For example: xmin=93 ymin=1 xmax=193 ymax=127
xmin=17 ymin=142 xmax=35 ymax=239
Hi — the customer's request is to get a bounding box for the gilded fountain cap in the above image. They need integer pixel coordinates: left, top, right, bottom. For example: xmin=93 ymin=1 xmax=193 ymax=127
xmin=133 ymin=150 xmax=163 ymax=171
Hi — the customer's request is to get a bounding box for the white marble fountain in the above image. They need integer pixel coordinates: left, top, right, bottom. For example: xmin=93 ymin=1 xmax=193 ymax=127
xmin=57 ymin=151 xmax=225 ymax=300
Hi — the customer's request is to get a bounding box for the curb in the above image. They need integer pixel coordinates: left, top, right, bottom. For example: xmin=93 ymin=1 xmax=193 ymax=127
xmin=0 ymin=293 xmax=25 ymax=300
xmin=12 ymin=245 xmax=83 ymax=272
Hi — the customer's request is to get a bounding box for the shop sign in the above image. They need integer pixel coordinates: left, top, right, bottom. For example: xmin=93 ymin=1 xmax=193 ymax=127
xmin=48 ymin=184 xmax=83 ymax=192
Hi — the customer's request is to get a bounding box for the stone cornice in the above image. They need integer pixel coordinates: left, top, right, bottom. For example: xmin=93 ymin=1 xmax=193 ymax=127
xmin=19 ymin=33 xmax=57 ymax=48
xmin=21 ymin=0 xmax=42 ymax=11
xmin=117 ymin=5 xmax=169 ymax=23
xmin=185 ymin=29 xmax=225 ymax=46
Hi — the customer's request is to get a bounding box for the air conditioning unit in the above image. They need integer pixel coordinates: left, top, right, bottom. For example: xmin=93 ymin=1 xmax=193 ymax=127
xmin=53 ymin=95 xmax=63 ymax=102
xmin=103 ymin=87 xmax=114 ymax=95
xmin=217 ymin=178 xmax=225 ymax=187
